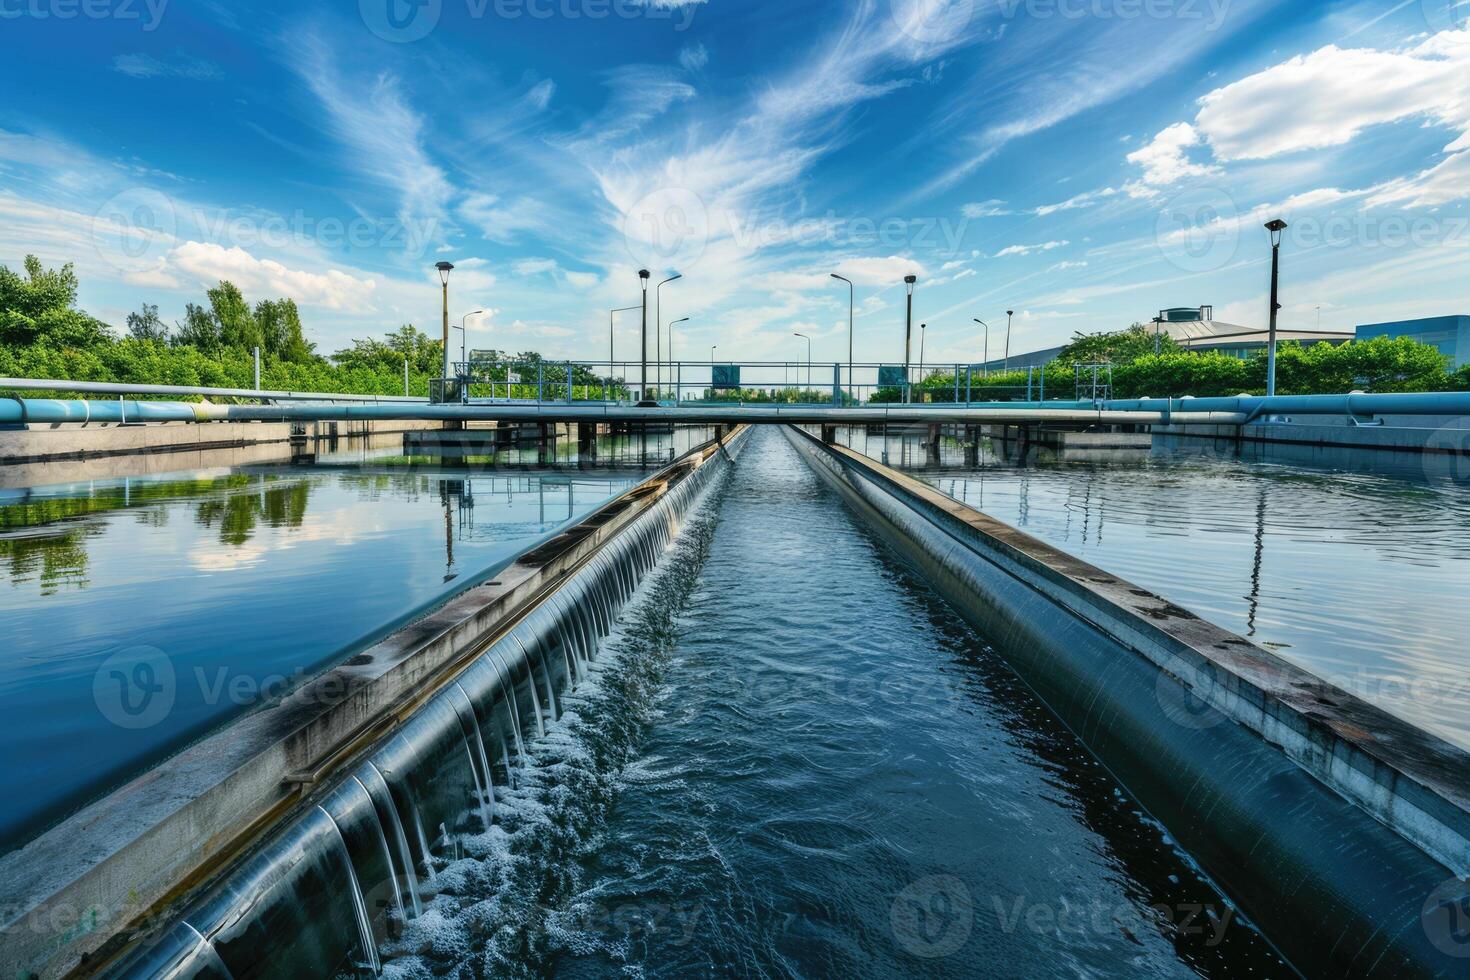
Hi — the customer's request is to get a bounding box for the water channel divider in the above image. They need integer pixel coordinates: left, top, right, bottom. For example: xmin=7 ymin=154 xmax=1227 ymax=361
xmin=784 ymin=424 xmax=1470 ymax=975
xmin=0 ymin=425 xmax=748 ymax=980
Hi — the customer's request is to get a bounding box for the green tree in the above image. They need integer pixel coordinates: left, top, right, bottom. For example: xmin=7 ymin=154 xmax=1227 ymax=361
xmin=126 ymin=303 xmax=168 ymax=342
xmin=173 ymin=302 xmax=220 ymax=353
xmin=255 ymin=298 xmax=315 ymax=363
xmin=1055 ymin=323 xmax=1177 ymax=365
xmin=207 ymin=281 xmax=261 ymax=351
xmin=0 ymin=255 xmax=112 ymax=349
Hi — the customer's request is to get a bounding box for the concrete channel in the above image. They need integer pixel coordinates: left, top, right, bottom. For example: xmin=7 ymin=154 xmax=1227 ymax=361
xmin=784 ymin=425 xmax=1470 ymax=976
xmin=0 ymin=426 xmax=748 ymax=979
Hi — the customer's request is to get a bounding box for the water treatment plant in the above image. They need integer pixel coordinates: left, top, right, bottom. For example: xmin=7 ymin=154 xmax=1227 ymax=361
xmin=7 ymin=2 xmax=1470 ymax=977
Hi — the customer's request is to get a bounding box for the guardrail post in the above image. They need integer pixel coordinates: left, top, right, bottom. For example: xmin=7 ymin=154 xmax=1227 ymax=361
xmin=953 ymin=364 xmax=960 ymax=404
xmin=566 ymin=361 xmax=573 ymax=403
xmin=537 ymin=361 xmax=544 ymax=403
xmin=832 ymin=363 xmax=841 ymax=406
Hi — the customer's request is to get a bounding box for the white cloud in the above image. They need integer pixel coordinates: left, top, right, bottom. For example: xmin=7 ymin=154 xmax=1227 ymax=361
xmin=1194 ymin=35 xmax=1470 ymax=162
xmin=1127 ymin=123 xmax=1218 ymax=187
xmin=995 ymin=240 xmax=1068 ymax=257
xmin=112 ymin=52 xmax=222 ymax=80
xmin=1049 ymin=260 xmax=1088 ymax=271
xmin=524 ymin=79 xmax=556 ymax=111
xmin=832 ymin=255 xmax=923 ymax=285
xmin=961 ymin=199 xmax=1011 ymax=218
xmin=288 ymin=36 xmax=452 ymax=243
xmin=167 ymin=241 xmax=377 ymax=311
xmin=679 ymin=43 xmax=709 ymax=72
xmin=1034 ymin=187 xmax=1118 ymax=216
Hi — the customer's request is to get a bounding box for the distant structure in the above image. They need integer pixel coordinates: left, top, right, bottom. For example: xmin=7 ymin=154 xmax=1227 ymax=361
xmin=972 ymin=305 xmax=1353 ymax=372
xmin=1355 ymin=315 xmax=1470 ymax=368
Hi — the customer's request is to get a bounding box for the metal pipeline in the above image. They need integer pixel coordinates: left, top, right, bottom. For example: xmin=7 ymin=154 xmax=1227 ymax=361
xmin=4 ymin=385 xmax=1469 ymax=427
xmin=0 ymin=377 xmax=425 ymax=404
xmin=0 ymin=396 xmax=1246 ymax=427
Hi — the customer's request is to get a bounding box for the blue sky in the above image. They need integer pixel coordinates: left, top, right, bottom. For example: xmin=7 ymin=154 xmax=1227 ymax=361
xmin=1 ymin=0 xmax=1467 ymax=365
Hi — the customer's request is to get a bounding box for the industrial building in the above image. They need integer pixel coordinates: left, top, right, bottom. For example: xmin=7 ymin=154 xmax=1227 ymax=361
xmin=972 ymin=306 xmax=1353 ymax=372
xmin=1356 ymin=315 xmax=1470 ymax=368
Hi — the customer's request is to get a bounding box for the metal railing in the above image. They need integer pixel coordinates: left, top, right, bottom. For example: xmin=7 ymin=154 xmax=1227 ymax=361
xmin=435 ymin=358 xmax=1081 ymax=407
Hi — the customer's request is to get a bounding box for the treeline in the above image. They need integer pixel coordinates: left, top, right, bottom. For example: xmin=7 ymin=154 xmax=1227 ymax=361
xmin=0 ymin=255 xmax=595 ymax=399
xmin=908 ymin=325 xmax=1470 ymax=401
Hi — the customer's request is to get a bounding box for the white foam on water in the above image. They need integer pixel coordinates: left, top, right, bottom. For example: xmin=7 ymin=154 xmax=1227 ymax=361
xmin=377 ymin=461 xmax=731 ymax=977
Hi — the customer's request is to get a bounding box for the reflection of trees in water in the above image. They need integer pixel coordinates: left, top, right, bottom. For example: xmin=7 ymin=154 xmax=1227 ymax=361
xmin=0 ymin=527 xmax=97 ymax=594
xmin=193 ymin=479 xmax=312 ymax=546
xmin=0 ymin=474 xmax=267 ymax=593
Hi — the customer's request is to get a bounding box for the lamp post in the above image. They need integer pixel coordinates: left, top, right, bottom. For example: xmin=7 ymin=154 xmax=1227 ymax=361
xmin=1265 ymin=218 xmax=1288 ymax=397
xmin=903 ymin=274 xmax=917 ymax=403
xmin=1004 ymin=309 xmax=1013 ymax=372
xmin=918 ymin=322 xmax=926 ymax=378
xmin=973 ymin=319 xmax=989 ymax=377
xmin=453 ymin=309 xmax=483 ymax=403
xmin=637 ymin=269 xmax=653 ymax=405
xmin=655 ymin=273 xmax=682 ymax=396
xmin=435 ymin=261 xmax=454 ymax=386
xmin=794 ymin=331 xmax=811 ymax=390
xmin=668 ymin=316 xmax=690 ymax=403
xmin=830 ymin=273 xmax=854 ymax=397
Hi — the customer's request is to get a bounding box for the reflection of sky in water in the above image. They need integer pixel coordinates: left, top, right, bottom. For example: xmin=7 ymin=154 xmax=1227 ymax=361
xmin=832 ymin=428 xmax=1470 ymax=752
xmin=0 ymin=464 xmax=642 ymax=851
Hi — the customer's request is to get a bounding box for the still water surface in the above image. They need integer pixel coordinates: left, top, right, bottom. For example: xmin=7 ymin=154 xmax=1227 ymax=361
xmin=0 ymin=455 xmax=646 ymax=851
xmin=833 ymin=426 xmax=1470 ymax=751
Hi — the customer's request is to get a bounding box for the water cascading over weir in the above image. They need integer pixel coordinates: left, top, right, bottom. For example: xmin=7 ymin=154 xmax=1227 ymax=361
xmin=36 ymin=428 xmax=750 ymax=979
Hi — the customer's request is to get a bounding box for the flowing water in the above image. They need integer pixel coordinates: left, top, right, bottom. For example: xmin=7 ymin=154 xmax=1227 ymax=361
xmin=381 ymin=427 xmax=1290 ymax=978
xmin=0 ymin=459 xmax=645 ymax=852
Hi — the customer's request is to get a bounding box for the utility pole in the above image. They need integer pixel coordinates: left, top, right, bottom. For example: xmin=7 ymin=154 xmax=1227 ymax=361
xmin=637 ymin=270 xmax=652 ymax=405
xmin=1004 ymin=310 xmax=1013 ymax=372
xmin=903 ymin=275 xmax=917 ymax=403
xmin=831 ymin=273 xmax=854 ymax=399
xmin=435 ymin=261 xmax=454 ymax=389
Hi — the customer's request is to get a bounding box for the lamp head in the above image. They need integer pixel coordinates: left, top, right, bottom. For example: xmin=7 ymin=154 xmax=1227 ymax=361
xmin=1265 ymin=217 xmax=1287 ymax=245
xmin=638 ymin=268 xmax=650 ymax=280
xmin=1006 ymin=310 xmax=1014 ymax=317
xmin=435 ymin=260 xmax=454 ymax=284
xmin=903 ymin=274 xmax=917 ymax=285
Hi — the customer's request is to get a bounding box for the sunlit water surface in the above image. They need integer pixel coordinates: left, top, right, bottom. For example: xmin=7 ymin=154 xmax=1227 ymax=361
xmin=0 ymin=454 xmax=647 ymax=851
xmin=833 ymin=426 xmax=1470 ymax=751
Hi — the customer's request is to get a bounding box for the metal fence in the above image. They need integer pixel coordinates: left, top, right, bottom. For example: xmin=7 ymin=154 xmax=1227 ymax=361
xmin=437 ymin=359 xmax=1104 ymax=407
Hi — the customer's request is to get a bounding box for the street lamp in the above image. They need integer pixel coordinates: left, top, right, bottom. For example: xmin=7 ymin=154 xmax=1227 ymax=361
xmin=637 ymin=269 xmax=653 ymax=406
xmin=668 ymin=316 xmax=690 ymax=403
xmin=973 ymin=319 xmax=989 ymax=378
xmin=794 ymin=332 xmax=812 ymax=390
xmin=1004 ymin=310 xmax=1014 ymax=372
xmin=656 ymin=273 xmax=682 ymax=395
xmin=919 ymin=322 xmax=926 ymax=379
xmin=710 ymin=344 xmax=718 ymax=363
xmin=452 ymin=309 xmax=483 ymax=403
xmin=830 ymin=273 xmax=854 ymax=397
xmin=435 ymin=261 xmax=454 ymax=385
xmin=903 ymin=274 xmax=917 ymax=403
xmin=1265 ymin=218 xmax=1288 ymax=397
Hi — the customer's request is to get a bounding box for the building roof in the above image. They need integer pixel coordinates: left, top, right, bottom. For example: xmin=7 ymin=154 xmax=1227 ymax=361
xmin=1162 ymin=320 xmax=1354 ymax=347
